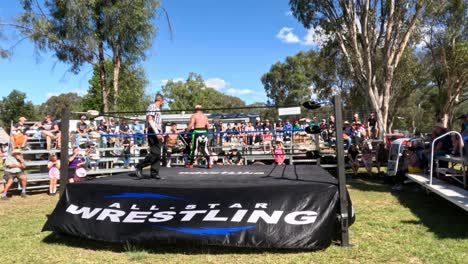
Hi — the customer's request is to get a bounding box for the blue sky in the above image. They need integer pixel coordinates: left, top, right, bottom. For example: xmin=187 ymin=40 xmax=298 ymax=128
xmin=0 ymin=0 xmax=322 ymax=105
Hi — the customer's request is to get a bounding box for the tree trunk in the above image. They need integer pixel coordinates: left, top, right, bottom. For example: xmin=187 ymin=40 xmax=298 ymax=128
xmin=112 ymin=56 xmax=121 ymax=112
xmin=98 ymin=42 xmax=109 ymax=113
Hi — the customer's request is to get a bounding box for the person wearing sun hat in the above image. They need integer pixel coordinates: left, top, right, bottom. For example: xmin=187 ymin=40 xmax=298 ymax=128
xmin=273 ymin=137 xmax=286 ymax=165
xmin=1 ymin=149 xmax=28 ymax=200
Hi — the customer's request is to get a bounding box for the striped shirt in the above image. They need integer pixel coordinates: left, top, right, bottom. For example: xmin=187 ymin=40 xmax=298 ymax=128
xmin=146 ymin=103 xmax=162 ymax=132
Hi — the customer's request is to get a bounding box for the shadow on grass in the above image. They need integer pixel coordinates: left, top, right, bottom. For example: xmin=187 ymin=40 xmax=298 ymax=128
xmin=42 ymin=232 xmax=322 ymax=255
xmin=391 ymin=188 xmax=468 ymax=239
xmin=349 ymin=173 xmax=468 ymax=239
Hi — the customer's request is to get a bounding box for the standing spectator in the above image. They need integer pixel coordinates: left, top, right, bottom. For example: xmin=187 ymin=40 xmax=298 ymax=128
xmin=1 ymin=149 xmax=27 ymax=200
xmin=275 ymin=119 xmax=284 ymax=142
xmin=75 ymin=115 xmax=90 ymax=147
xmin=273 ymin=137 xmax=286 ymax=165
xmin=130 ymin=119 xmax=145 ymax=146
xmin=47 ymin=155 xmax=60 ymax=196
xmin=85 ymin=143 xmax=100 ymax=170
xmin=367 ymin=112 xmax=379 ymax=139
xmin=214 ymin=120 xmax=223 ymax=146
xmin=284 ymin=120 xmax=293 ymax=141
xmin=69 ymin=147 xmax=86 ymax=183
xmin=375 ymin=142 xmax=387 ymax=175
xmin=122 ymin=136 xmax=132 ymax=169
xmin=163 ymin=123 xmax=180 ymax=167
xmin=348 ymin=144 xmax=360 ymax=177
xmin=245 ymin=122 xmax=255 ymax=146
xmin=361 ymin=143 xmax=373 ymax=175
xmin=227 ymin=148 xmax=244 ymax=165
xmin=262 ymin=128 xmax=273 ymax=152
xmin=254 ymin=118 xmax=263 ymax=144
xmin=12 ymin=117 xmax=30 ymax=150
xmin=39 ymin=116 xmax=60 ymax=150
xmin=97 ymin=119 xmax=109 ymax=148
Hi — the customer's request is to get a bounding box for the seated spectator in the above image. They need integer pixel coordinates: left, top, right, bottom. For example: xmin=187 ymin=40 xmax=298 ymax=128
xmin=224 ymin=124 xmax=232 ymax=143
xmin=1 ymin=149 xmax=28 ymax=200
xmin=88 ymin=118 xmax=100 ymax=142
xmin=245 ymin=122 xmax=255 ymax=145
xmin=97 ymin=119 xmax=109 ymax=148
xmin=39 ymin=115 xmax=60 ymax=150
xmin=238 ymin=122 xmax=246 ymax=144
xmin=227 ymin=148 xmax=244 ymax=165
xmin=47 ymin=154 xmax=60 ymax=196
xmin=254 ymin=118 xmax=263 ymax=144
xmin=352 ymin=113 xmax=360 ymax=126
xmin=122 ymin=137 xmax=132 ymax=169
xmin=12 ymin=117 xmax=30 ymax=150
xmin=75 ymin=115 xmax=90 ymax=147
xmin=119 ymin=119 xmax=130 ymax=138
xmin=69 ymin=147 xmax=86 ymax=183
xmin=361 ymin=143 xmax=373 ymax=175
xmin=348 ymin=144 xmax=360 ymax=177
xmin=273 ymin=138 xmax=286 ymax=165
xmin=85 ymin=143 xmax=100 ymax=170
xmin=343 ymin=121 xmax=353 ymax=150
xmin=449 ymin=134 xmax=464 ymax=156
xmin=319 ymin=119 xmax=329 ymax=141
xmin=130 ymin=119 xmax=145 ymax=146
xmin=108 ymin=119 xmax=119 ymax=147
xmin=214 ymin=120 xmax=224 ymax=146
xmin=293 ymin=120 xmax=301 ymax=131
xmin=262 ymin=128 xmax=272 ymax=152
xmin=432 ymin=123 xmax=452 ymax=158
xmin=367 ymin=112 xmax=379 ymax=139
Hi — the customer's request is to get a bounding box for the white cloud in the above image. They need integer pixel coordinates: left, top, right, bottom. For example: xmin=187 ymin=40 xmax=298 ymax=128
xmin=285 ymin=11 xmax=293 ymax=16
xmin=225 ymin=88 xmax=266 ymax=98
xmin=204 ymin=78 xmax=227 ymax=90
xmin=276 ymin=27 xmax=300 ymax=44
xmin=302 ymin=26 xmax=329 ymax=47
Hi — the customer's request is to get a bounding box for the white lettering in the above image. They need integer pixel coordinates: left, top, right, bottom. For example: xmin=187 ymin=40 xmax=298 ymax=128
xmin=255 ymin=203 xmax=268 ymax=209
xmin=66 ymin=204 xmax=102 ymax=219
xmin=208 ymin=204 xmax=220 ymax=209
xmin=179 ymin=210 xmax=207 ymax=221
xmin=108 ymin=203 xmax=121 ymax=209
xmin=229 ymin=203 xmax=243 ymax=209
xmin=284 ymin=211 xmax=318 ymax=225
xmin=185 ymin=204 xmax=197 ymax=210
xmin=96 ymin=209 xmax=126 ymax=222
xmin=148 ymin=211 xmax=176 ymax=223
xmin=123 ymin=211 xmax=152 ymax=223
xmin=130 ymin=204 xmax=140 ymax=210
xmin=247 ymin=210 xmax=283 ymax=224
xmin=149 ymin=205 xmax=159 ymax=211
xmin=203 ymin=210 xmax=228 ymax=221
xmin=230 ymin=209 xmax=248 ymax=222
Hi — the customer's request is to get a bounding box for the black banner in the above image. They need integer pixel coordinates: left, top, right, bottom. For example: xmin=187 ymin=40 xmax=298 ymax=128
xmin=43 ymin=180 xmax=351 ymax=249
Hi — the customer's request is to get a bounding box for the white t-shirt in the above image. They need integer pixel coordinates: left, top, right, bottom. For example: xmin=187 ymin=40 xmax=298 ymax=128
xmin=5 ymin=156 xmax=22 ymax=173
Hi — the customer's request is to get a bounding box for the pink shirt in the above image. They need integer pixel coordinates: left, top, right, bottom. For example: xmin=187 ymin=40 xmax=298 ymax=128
xmin=274 ymin=147 xmax=285 ymax=164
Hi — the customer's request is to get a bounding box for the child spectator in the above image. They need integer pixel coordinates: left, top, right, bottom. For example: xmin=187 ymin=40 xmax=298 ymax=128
xmin=69 ymin=147 xmax=86 ymax=183
xmin=122 ymin=137 xmax=132 ymax=169
xmin=262 ymin=128 xmax=272 ymax=152
xmin=47 ymin=155 xmax=60 ymax=196
xmin=348 ymin=144 xmax=360 ymax=177
xmin=361 ymin=143 xmax=373 ymax=175
xmin=12 ymin=117 xmax=30 ymax=150
xmin=227 ymin=148 xmax=244 ymax=165
xmin=273 ymin=138 xmax=286 ymax=165
xmin=367 ymin=112 xmax=379 ymax=139
xmin=85 ymin=143 xmax=100 ymax=170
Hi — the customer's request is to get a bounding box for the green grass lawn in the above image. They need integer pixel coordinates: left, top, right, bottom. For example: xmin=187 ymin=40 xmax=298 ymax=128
xmin=1 ymin=174 xmax=467 ymax=264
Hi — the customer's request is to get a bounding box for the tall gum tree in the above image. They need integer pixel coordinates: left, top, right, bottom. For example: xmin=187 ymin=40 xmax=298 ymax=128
xmin=290 ymin=0 xmax=426 ymax=134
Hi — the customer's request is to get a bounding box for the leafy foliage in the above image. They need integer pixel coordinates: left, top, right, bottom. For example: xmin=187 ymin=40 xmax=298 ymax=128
xmin=162 ymin=73 xmax=246 ymax=112
xmin=38 ymin=93 xmax=84 ymax=120
xmin=0 ymin=90 xmax=37 ymax=126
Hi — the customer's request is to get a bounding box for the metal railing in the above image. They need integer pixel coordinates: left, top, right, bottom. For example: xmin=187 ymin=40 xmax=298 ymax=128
xmin=430 ymin=131 xmax=465 ymax=185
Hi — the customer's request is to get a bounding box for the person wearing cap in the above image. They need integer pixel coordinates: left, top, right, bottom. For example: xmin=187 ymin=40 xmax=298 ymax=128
xmin=38 ymin=115 xmax=61 ymax=150
xmin=12 ymin=117 xmax=30 ymax=150
xmin=1 ymin=149 xmax=28 ymax=200
xmin=75 ymin=115 xmax=90 ymax=147
xmin=135 ymin=93 xmax=165 ymax=179
xmin=186 ymin=105 xmax=212 ymax=169
xmin=432 ymin=122 xmax=452 ymax=158
xmin=227 ymin=148 xmax=244 ymax=165
xmin=272 ymin=137 xmax=286 ymax=165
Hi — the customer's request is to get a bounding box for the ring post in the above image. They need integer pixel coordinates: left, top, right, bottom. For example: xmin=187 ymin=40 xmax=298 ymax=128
xmin=333 ymin=94 xmax=350 ymax=247
xmin=59 ymin=108 xmax=70 ymax=196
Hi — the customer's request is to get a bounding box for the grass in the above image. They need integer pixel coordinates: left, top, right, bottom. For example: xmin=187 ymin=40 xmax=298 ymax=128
xmin=0 ymin=171 xmax=467 ymax=264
